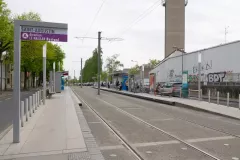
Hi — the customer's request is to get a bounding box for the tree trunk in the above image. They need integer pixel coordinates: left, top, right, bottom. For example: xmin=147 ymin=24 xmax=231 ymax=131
xmin=24 ymin=68 xmax=27 ymax=90
xmin=32 ymin=72 xmax=36 ymax=88
xmin=38 ymin=71 xmax=43 ymax=87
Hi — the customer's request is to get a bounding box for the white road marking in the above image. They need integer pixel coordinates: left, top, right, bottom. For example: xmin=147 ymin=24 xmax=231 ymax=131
xmin=232 ymin=157 xmax=239 ymax=160
xmin=125 ymin=107 xmax=142 ymax=110
xmin=146 ymin=151 xmax=152 ymax=154
xmin=181 ymin=147 xmax=188 ymax=150
xmin=88 ymin=122 xmax=101 ymax=124
xmin=149 ymin=118 xmax=174 ymax=122
xmin=187 ymin=136 xmax=235 ymax=143
xmin=110 ymin=154 xmax=117 ymax=157
xmin=224 ymin=144 xmax=229 ymax=146
xmin=132 ymin=140 xmax=180 ymax=147
xmin=99 ymin=145 xmax=124 ymax=150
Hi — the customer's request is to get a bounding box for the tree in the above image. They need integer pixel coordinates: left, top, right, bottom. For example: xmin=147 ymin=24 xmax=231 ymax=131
xmin=82 ymin=48 xmax=102 ymax=82
xmin=0 ymin=0 xmax=12 ymax=60
xmin=11 ymin=12 xmax=66 ymax=89
xmin=101 ymin=71 xmax=108 ymax=81
xmin=148 ymin=59 xmax=160 ymax=68
xmin=128 ymin=65 xmax=140 ymax=75
xmin=105 ymin=54 xmax=123 ymax=81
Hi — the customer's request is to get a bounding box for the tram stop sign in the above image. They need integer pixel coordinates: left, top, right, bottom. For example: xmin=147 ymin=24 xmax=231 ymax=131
xmin=13 ymin=20 xmax=68 ymax=143
xmin=21 ymin=26 xmax=67 ymax=42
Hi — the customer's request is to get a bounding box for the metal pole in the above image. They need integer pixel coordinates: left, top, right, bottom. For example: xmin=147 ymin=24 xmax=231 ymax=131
xmin=217 ymin=91 xmax=219 ymax=105
xmin=13 ymin=22 xmax=21 ymax=143
xmin=21 ymin=101 xmax=24 ymax=127
xmin=198 ymin=53 xmax=201 ymax=101
xmin=43 ymin=44 xmax=47 ymax=105
xmin=0 ymin=61 xmax=2 ymax=94
xmin=33 ymin=94 xmax=35 ymax=113
xmin=29 ymin=96 xmax=32 ymax=117
xmin=97 ymin=31 xmax=101 ymax=95
xmin=182 ymin=52 xmax=183 ymax=82
xmin=198 ymin=62 xmax=201 ymax=101
xmin=81 ymin=58 xmax=83 ymax=88
xmin=53 ymin=62 xmax=55 ymax=92
xmin=208 ymin=90 xmax=210 ymax=103
xmin=227 ymin=92 xmax=229 ymax=107
xmin=25 ymin=98 xmax=28 ymax=121
xmin=239 ymin=94 xmax=240 ymax=110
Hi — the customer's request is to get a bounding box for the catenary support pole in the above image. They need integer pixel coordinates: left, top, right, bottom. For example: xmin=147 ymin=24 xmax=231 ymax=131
xmin=97 ymin=31 xmax=101 ymax=95
xmin=81 ymin=58 xmax=83 ymax=88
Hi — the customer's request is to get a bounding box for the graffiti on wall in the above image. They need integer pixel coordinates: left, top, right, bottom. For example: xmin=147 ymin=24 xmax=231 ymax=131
xmin=207 ymin=72 xmax=225 ymax=82
xmin=188 ymin=71 xmax=234 ymax=83
xmin=193 ymin=60 xmax=213 ymax=74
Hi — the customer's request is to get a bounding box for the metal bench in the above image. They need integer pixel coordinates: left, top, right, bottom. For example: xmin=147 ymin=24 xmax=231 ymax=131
xmin=46 ymin=89 xmax=55 ymax=99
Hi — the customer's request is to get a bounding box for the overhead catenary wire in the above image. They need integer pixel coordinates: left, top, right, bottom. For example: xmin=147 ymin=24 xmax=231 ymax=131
xmin=117 ymin=0 xmax=162 ymax=37
xmin=84 ymin=0 xmax=106 ymax=37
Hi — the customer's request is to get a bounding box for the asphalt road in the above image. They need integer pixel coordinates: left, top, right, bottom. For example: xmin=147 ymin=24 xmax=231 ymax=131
xmin=73 ymin=86 xmax=240 ymax=160
xmin=0 ymin=90 xmax=38 ymax=136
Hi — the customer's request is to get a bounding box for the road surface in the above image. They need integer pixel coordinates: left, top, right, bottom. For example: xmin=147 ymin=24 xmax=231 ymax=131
xmin=0 ymin=91 xmax=37 ymax=136
xmin=73 ymin=86 xmax=240 ymax=160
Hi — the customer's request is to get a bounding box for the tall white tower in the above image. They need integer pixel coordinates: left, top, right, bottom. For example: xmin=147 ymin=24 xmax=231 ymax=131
xmin=162 ymin=0 xmax=188 ymax=58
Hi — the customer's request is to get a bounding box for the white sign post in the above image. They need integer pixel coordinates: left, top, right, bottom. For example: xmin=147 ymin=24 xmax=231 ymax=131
xmin=13 ymin=20 xmax=68 ymax=143
xmin=43 ymin=43 xmax=47 ymax=105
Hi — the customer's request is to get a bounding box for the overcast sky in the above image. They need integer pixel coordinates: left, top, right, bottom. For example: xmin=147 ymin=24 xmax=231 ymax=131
xmin=5 ymin=0 xmax=240 ymax=78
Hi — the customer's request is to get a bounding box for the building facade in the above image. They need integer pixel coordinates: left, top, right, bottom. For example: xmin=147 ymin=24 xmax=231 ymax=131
xmin=150 ymin=41 xmax=240 ymax=84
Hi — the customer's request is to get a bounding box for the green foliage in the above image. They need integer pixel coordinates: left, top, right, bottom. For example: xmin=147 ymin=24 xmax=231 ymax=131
xmin=0 ymin=0 xmax=12 ymax=59
xmin=101 ymin=71 xmax=108 ymax=81
xmin=148 ymin=59 xmax=160 ymax=68
xmin=105 ymin=54 xmax=124 ymax=73
xmin=82 ymin=48 xmax=102 ymax=82
xmin=128 ymin=64 xmax=140 ymax=75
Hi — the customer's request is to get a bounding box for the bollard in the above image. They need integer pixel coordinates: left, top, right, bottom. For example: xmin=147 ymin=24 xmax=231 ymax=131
xmin=25 ymin=98 xmax=28 ymax=121
xmin=37 ymin=92 xmax=39 ymax=107
xmin=217 ymin=91 xmax=219 ymax=105
xmin=200 ymin=89 xmax=203 ymax=100
xmin=33 ymin=94 xmax=35 ymax=113
xmin=208 ymin=90 xmax=211 ymax=103
xmin=21 ymin=101 xmax=24 ymax=127
xmin=189 ymin=89 xmax=190 ymax=97
xmin=39 ymin=90 xmax=42 ymax=105
xmin=29 ymin=96 xmax=32 ymax=117
xmin=227 ymin=92 xmax=229 ymax=107
xmin=239 ymin=94 xmax=240 ymax=110
xmin=35 ymin=93 xmax=38 ymax=110
xmin=180 ymin=89 xmax=182 ymax=98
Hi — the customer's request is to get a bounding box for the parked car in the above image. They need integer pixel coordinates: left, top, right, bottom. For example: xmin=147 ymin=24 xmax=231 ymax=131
xmin=159 ymin=82 xmax=182 ymax=97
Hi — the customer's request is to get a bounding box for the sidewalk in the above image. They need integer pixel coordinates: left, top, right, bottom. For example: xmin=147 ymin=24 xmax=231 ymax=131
xmin=0 ymin=87 xmax=90 ymax=160
xmin=98 ymin=87 xmax=240 ymax=120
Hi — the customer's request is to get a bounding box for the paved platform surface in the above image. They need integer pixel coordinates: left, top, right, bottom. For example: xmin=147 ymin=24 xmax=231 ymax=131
xmin=99 ymin=87 xmax=240 ymax=120
xmin=73 ymin=87 xmax=240 ymax=160
xmin=0 ymin=88 xmax=88 ymax=160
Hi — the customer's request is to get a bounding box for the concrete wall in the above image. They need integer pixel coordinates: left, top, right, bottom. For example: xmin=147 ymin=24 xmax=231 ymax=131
xmin=164 ymin=0 xmax=186 ymax=57
xmin=150 ymin=41 xmax=240 ymax=83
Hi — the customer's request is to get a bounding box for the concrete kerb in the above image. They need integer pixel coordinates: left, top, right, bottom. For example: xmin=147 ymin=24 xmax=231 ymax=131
xmin=96 ymin=87 xmax=240 ymax=120
xmin=174 ymin=102 xmax=240 ymax=121
xmin=97 ymin=88 xmax=175 ymax=106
